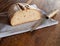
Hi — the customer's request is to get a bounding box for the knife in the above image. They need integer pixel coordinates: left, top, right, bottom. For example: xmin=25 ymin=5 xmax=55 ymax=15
xmin=30 ymin=9 xmax=59 ymax=32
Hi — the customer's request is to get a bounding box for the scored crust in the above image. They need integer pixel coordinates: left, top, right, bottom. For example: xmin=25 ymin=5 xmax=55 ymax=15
xmin=8 ymin=3 xmax=42 ymax=26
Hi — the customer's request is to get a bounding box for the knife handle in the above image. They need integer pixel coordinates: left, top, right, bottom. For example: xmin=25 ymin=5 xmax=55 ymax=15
xmin=48 ymin=9 xmax=59 ymax=18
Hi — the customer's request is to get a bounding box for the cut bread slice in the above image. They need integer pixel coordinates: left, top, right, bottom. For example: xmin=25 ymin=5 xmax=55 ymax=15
xmin=11 ymin=9 xmax=42 ymax=26
xmin=8 ymin=3 xmax=42 ymax=26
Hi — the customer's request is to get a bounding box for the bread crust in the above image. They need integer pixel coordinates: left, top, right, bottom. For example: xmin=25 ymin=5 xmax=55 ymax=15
xmin=8 ymin=3 xmax=42 ymax=26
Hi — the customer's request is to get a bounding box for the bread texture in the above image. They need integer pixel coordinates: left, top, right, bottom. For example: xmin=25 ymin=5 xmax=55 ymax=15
xmin=8 ymin=3 xmax=42 ymax=26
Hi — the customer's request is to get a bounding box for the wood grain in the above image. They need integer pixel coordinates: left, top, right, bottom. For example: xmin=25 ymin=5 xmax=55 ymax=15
xmin=0 ymin=0 xmax=30 ymax=12
xmin=0 ymin=9 xmax=60 ymax=46
xmin=0 ymin=13 xmax=60 ymax=46
xmin=0 ymin=0 xmax=60 ymax=46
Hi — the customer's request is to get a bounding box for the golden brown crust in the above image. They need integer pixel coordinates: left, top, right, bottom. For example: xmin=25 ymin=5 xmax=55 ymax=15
xmin=8 ymin=3 xmax=27 ymax=20
xmin=8 ymin=3 xmax=42 ymax=26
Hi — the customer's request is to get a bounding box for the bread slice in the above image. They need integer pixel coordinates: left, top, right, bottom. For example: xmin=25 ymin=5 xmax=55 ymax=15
xmin=8 ymin=3 xmax=42 ymax=26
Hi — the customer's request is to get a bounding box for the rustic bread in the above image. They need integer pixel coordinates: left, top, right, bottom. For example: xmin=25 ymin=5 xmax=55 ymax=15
xmin=0 ymin=0 xmax=32 ymax=12
xmin=8 ymin=3 xmax=42 ymax=26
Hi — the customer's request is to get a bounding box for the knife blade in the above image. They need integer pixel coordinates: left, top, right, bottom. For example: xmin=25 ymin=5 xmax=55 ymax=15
xmin=30 ymin=9 xmax=59 ymax=32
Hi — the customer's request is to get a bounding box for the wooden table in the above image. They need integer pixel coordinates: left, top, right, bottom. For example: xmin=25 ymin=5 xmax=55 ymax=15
xmin=0 ymin=12 xmax=60 ymax=46
xmin=0 ymin=0 xmax=60 ymax=46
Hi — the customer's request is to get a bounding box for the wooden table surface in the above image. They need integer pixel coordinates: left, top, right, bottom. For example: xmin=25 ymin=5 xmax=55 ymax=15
xmin=0 ymin=12 xmax=60 ymax=46
xmin=0 ymin=0 xmax=60 ymax=46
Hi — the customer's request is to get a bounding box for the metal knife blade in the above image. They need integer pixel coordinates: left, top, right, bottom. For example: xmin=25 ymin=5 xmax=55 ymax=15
xmin=30 ymin=9 xmax=59 ymax=32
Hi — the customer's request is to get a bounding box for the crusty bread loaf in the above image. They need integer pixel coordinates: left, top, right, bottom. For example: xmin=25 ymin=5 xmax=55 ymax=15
xmin=8 ymin=3 xmax=42 ymax=26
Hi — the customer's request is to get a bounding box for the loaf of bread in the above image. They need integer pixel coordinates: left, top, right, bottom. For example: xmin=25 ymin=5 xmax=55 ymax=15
xmin=8 ymin=3 xmax=42 ymax=26
xmin=0 ymin=0 xmax=32 ymax=12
